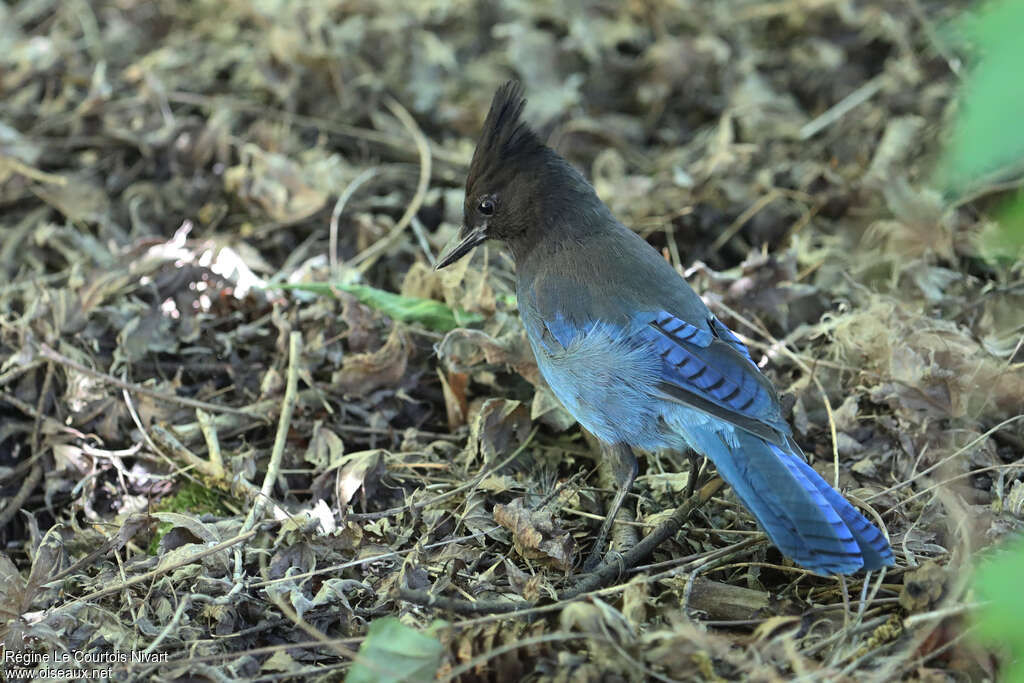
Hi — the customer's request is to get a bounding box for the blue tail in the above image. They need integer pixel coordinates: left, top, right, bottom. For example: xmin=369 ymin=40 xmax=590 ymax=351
xmin=691 ymin=429 xmax=894 ymax=574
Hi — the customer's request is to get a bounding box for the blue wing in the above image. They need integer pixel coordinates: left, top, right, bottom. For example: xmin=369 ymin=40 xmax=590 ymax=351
xmin=523 ymin=303 xmax=788 ymax=446
xmin=645 ymin=311 xmax=790 ymax=445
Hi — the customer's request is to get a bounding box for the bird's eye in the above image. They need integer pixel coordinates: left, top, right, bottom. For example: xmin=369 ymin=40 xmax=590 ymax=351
xmin=478 ymin=198 xmax=495 ymax=216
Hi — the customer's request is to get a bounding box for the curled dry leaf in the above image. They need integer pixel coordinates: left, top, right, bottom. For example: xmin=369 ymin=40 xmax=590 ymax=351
xmin=493 ymin=497 xmax=575 ymax=571
xmin=304 ymin=421 xmax=346 ymax=470
xmin=461 ymin=398 xmax=531 ymax=466
xmin=900 ymin=561 xmax=947 ymax=612
xmin=337 ymin=450 xmax=385 ymax=509
xmin=33 ymin=176 xmax=110 ymax=225
xmin=560 ymin=598 xmax=636 ymax=642
xmin=530 ymin=385 xmax=575 ymax=431
xmin=437 ymin=328 xmax=540 ymax=385
xmin=339 ymin=291 xmax=377 ymax=353
xmin=223 ymin=145 xmax=328 ymax=223
xmin=438 ymin=367 xmax=469 ymax=430
xmin=333 ymin=324 xmax=411 ymax=395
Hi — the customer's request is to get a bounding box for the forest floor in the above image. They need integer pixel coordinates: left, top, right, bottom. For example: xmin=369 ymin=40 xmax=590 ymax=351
xmin=1 ymin=0 xmax=1022 ymax=680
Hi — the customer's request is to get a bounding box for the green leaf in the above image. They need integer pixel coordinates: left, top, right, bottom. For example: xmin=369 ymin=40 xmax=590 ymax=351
xmin=982 ymin=192 xmax=1024 ymax=262
xmin=276 ymin=282 xmax=483 ymax=332
xmin=345 ymin=617 xmax=446 ymax=683
xmin=935 ymin=0 xmax=1024 ymax=195
xmin=973 ymin=538 xmax=1024 ymax=680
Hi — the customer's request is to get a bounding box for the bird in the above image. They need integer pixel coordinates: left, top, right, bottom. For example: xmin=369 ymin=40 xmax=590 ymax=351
xmin=435 ymin=81 xmax=894 ymax=575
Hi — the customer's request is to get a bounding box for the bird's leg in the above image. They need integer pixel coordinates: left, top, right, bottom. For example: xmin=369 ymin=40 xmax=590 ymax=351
xmin=583 ymin=442 xmax=638 ymax=572
xmin=684 ymin=449 xmax=702 ymax=500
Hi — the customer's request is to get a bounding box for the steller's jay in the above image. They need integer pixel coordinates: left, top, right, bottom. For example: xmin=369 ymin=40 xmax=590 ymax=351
xmin=436 ymin=82 xmax=894 ymax=575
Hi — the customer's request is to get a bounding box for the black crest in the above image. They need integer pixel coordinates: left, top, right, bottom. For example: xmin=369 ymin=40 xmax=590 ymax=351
xmin=466 ymin=81 xmax=544 ymax=190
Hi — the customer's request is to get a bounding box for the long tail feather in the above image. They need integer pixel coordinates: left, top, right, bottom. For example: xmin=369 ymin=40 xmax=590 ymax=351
xmin=785 ymin=453 xmax=894 ymax=570
xmin=688 ymin=428 xmax=894 ymax=574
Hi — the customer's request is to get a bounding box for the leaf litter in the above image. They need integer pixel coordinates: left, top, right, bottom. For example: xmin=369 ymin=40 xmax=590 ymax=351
xmin=0 ymin=0 xmax=1020 ymax=681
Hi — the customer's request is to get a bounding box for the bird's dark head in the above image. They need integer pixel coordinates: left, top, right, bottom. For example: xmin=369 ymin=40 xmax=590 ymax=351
xmin=436 ymin=81 xmax=558 ymax=269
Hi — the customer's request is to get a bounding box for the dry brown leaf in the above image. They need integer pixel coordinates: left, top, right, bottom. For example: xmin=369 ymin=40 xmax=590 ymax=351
xmin=304 ymin=421 xmax=346 ymax=470
xmin=338 ymin=292 xmax=377 ymax=353
xmin=493 ymin=498 xmax=575 ymax=571
xmin=827 ymin=298 xmax=1024 ymax=420
xmin=223 ymin=145 xmax=328 ymax=223
xmin=900 ymin=561 xmax=947 ymax=612
xmin=33 ymin=176 xmax=110 ymax=224
xmin=332 ymin=324 xmax=411 ymax=395
xmin=621 ymin=573 xmax=650 ymax=627
xmin=438 ymin=367 xmax=469 ymax=430
xmin=437 ymin=328 xmax=540 ymax=385
xmin=337 ymin=450 xmax=385 ymax=509
xmin=461 ymin=398 xmax=531 ymax=466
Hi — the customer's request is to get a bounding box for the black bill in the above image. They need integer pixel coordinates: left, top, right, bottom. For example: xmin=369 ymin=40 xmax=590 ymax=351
xmin=434 ymin=226 xmax=488 ymax=269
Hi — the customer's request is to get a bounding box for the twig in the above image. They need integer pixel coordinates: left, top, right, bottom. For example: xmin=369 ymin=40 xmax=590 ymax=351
xmin=347 ymin=95 xmax=432 ymax=274
xmin=799 ymin=74 xmax=886 ymax=140
xmin=60 ymin=529 xmax=258 ymax=606
xmin=0 ymin=449 xmax=40 ymax=486
xmin=890 ymin=626 xmax=976 ymax=678
xmin=37 ymin=343 xmax=256 ymax=417
xmin=348 ymin=425 xmax=539 ymax=521
xmin=252 ymin=529 xmax=494 ymax=590
xmin=891 ymin=462 xmax=1024 ymax=511
xmin=328 ymin=167 xmax=379 ymax=269
xmin=141 ymin=594 xmax=191 ymax=656
xmin=410 ymin=214 xmax=436 ymax=265
xmin=150 ymin=424 xmax=220 ymax=480
xmin=440 ymin=633 xmax=609 ymax=683
xmin=0 ymin=153 xmax=68 ymax=185
xmin=565 ymin=476 xmax=723 ymax=598
xmin=0 ymin=271 xmax=69 ymax=297
xmin=0 ymin=390 xmax=86 ymax=440
xmin=195 ymin=408 xmax=224 ymax=478
xmin=399 ymin=478 xmax=725 ymax=615
xmin=826 ymin=563 xmax=893 ymax=665
xmin=735 ymin=0 xmax=838 ymax=21
xmin=44 ymin=514 xmax=150 ymax=585
xmin=165 ymin=90 xmax=466 ymax=167
xmin=0 ymin=359 xmax=44 ymax=389
xmin=397 ymin=588 xmax=526 ymax=615
xmin=903 ymin=601 xmax=985 ymax=628
xmin=153 ymin=420 xmax=261 ymax=501
xmin=121 ymin=636 xmax=367 ymax=674
xmin=121 ymin=388 xmax=205 ymax=496
xmin=818 ymin=373 xmax=841 ymax=490
xmin=2 ymin=360 xmax=54 ymax=527
xmin=265 ymin=588 xmax=361 ymax=662
xmin=709 ymin=301 xmax=846 ymax=491
xmin=170 ymin=388 xmax=322 ymax=444
xmin=802 ymin=613 xmax=893 ymax=663
xmin=31 ymin=360 xmax=53 ymax=457
xmin=708 ymin=189 xmax=784 ymax=255
xmin=245 ymin=330 xmax=302 ymax=529
xmin=597 ymin=446 xmax=640 ymax=554
xmin=0 ymin=463 xmax=42 ymax=528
